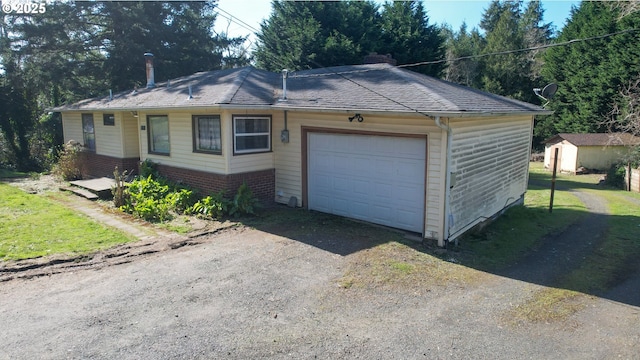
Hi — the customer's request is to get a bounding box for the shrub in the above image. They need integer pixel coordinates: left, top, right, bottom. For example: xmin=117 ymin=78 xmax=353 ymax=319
xmin=605 ymin=163 xmax=626 ymax=189
xmin=229 ymin=182 xmax=260 ymax=217
xmin=139 ymin=159 xmax=159 ymax=179
xmin=166 ymin=188 xmax=198 ymax=214
xmin=120 ymin=176 xmax=172 ymax=222
xmin=53 ymin=141 xmax=85 ymax=181
xmin=188 ymin=191 xmax=229 ymax=219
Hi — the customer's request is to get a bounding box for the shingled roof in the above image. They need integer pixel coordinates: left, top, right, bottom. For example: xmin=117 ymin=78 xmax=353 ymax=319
xmin=545 ymin=133 xmax=640 ymax=146
xmin=54 ymin=63 xmax=550 ymax=117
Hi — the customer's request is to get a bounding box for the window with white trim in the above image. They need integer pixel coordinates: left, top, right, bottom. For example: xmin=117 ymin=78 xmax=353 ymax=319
xmin=147 ymin=115 xmax=170 ymax=155
xmin=233 ymin=116 xmax=271 ymax=154
xmin=193 ymin=115 xmax=222 ymax=154
xmin=82 ymin=113 xmax=95 ymax=151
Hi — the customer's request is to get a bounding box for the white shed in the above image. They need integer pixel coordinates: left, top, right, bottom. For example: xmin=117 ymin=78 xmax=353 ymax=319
xmin=544 ymin=133 xmax=640 ymax=173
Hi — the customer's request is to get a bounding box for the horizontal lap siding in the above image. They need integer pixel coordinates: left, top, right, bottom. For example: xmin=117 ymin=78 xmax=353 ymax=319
xmin=122 ymin=112 xmax=140 ymax=158
xmin=95 ymin=112 xmax=123 ymax=158
xmin=273 ymin=111 xmax=444 ymax=240
xmin=138 ymin=111 xmax=227 ymax=174
xmin=62 ymin=113 xmax=83 ymax=145
xmin=448 ymin=116 xmax=533 ymax=239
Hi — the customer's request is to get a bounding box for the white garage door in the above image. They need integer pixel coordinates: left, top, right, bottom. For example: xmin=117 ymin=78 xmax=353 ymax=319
xmin=308 ymin=133 xmax=426 ymax=233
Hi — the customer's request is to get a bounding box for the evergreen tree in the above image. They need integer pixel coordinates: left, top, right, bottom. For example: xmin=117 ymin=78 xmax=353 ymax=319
xmin=254 ymin=1 xmax=380 ymax=71
xmin=538 ymin=1 xmax=640 ymax=143
xmin=442 ymin=22 xmax=484 ymax=87
xmin=377 ymin=0 xmax=445 ymax=76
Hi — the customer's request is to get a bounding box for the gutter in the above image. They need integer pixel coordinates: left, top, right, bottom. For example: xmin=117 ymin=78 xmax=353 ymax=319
xmin=50 ymin=103 xmax=552 ymax=118
xmin=434 ymin=116 xmax=452 ymax=247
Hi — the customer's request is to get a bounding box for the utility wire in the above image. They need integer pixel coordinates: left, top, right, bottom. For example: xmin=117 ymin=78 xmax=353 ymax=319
xmin=287 ymin=28 xmax=639 ymax=78
xmin=214 ymin=6 xmax=261 ymax=34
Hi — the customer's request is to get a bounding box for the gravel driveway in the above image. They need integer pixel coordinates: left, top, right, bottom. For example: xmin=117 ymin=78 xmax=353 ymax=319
xmin=1 ymin=222 xmax=639 ymax=359
xmin=1 ymin=175 xmax=639 ymax=359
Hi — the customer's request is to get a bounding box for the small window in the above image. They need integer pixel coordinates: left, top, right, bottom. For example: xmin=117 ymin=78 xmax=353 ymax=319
xmin=193 ymin=115 xmax=222 ymax=154
xmin=233 ymin=116 xmax=271 ymax=154
xmin=147 ymin=115 xmax=170 ymax=155
xmin=82 ymin=113 xmax=95 ymax=151
xmin=103 ymin=114 xmax=115 ymax=126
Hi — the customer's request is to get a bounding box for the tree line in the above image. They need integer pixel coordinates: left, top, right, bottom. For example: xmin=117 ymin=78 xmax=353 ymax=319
xmin=1 ymin=0 xmax=639 ymax=172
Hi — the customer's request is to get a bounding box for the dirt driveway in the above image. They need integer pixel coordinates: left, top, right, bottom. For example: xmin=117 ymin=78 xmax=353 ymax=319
xmin=1 ymin=176 xmax=639 ymax=359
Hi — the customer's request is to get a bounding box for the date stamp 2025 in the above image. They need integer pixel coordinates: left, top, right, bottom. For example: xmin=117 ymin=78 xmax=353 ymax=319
xmin=2 ymin=1 xmax=46 ymax=14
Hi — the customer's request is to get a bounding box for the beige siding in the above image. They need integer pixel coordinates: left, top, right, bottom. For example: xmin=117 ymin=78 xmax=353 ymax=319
xmin=62 ymin=112 xmax=83 ymax=145
xmin=228 ymin=110 xmax=276 ymax=173
xmin=273 ymin=111 xmax=444 ymax=240
xmin=95 ymin=112 xmax=123 ymax=157
xmin=138 ymin=109 xmax=275 ymax=175
xmin=122 ymin=112 xmax=140 ymax=158
xmin=577 ymin=145 xmax=629 ymax=171
xmin=138 ymin=110 xmax=227 ymax=173
xmin=447 ymin=115 xmax=534 ymax=239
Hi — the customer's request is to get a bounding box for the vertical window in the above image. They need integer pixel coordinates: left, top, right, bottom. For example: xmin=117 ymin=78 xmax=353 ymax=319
xmin=147 ymin=115 xmax=170 ymax=155
xmin=82 ymin=113 xmax=95 ymax=151
xmin=233 ymin=116 xmax=271 ymax=154
xmin=193 ymin=115 xmax=222 ymax=154
xmin=103 ymin=113 xmax=115 ymax=126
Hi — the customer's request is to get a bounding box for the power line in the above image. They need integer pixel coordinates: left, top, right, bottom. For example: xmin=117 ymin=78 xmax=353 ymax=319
xmin=214 ymin=6 xmax=260 ymax=34
xmin=399 ymin=28 xmax=640 ymax=69
xmin=287 ymin=28 xmax=639 ymax=78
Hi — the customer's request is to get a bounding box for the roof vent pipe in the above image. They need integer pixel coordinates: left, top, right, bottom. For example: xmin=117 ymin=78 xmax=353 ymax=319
xmin=109 ymin=89 xmax=113 ymax=101
xmin=281 ymin=69 xmax=288 ymax=100
xmin=144 ymin=52 xmax=155 ymax=89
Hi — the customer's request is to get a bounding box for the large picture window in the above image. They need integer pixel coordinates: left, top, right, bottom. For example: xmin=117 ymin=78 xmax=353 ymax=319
xmin=147 ymin=115 xmax=170 ymax=155
xmin=233 ymin=116 xmax=271 ymax=154
xmin=193 ymin=115 xmax=221 ymax=154
xmin=82 ymin=113 xmax=95 ymax=151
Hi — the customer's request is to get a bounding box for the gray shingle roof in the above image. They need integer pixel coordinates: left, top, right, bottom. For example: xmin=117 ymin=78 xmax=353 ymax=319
xmin=546 ymin=133 xmax=640 ymax=146
xmin=54 ymin=63 xmax=550 ymax=116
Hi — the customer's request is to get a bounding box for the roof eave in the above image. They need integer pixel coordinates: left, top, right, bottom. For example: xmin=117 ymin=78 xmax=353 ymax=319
xmin=271 ymin=103 xmax=552 ymax=118
xmin=52 ymin=103 xmax=276 ymax=113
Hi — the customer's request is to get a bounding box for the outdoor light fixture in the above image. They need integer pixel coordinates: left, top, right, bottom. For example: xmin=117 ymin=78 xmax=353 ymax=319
xmin=348 ymin=113 xmax=364 ymax=122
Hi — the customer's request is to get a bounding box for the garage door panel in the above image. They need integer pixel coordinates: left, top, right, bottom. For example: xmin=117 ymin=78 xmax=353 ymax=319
xmin=309 ymin=133 xmax=426 ymax=233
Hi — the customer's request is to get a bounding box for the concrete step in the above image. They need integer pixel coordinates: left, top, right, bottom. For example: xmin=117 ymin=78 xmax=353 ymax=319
xmin=61 ymin=186 xmax=99 ymax=200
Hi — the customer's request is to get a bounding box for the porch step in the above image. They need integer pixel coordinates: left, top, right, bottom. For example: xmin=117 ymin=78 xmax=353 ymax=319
xmin=61 ymin=186 xmax=99 ymax=200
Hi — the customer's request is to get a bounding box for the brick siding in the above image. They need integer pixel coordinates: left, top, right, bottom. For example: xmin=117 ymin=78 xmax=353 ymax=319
xmin=81 ymin=152 xmax=139 ymax=178
xmin=156 ymin=164 xmax=275 ymax=204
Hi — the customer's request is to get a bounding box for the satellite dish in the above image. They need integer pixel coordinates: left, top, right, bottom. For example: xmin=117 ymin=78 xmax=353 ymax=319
xmin=533 ymin=83 xmax=558 ymax=107
xmin=541 ymin=83 xmax=558 ymax=99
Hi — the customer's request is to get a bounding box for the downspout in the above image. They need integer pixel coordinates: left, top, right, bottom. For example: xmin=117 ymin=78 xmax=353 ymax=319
xmin=435 ymin=116 xmax=452 ymax=247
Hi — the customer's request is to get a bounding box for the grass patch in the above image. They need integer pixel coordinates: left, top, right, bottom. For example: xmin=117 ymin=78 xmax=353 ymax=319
xmin=339 ymin=241 xmax=483 ymax=291
xmin=0 ymin=168 xmax=27 ymax=179
xmin=457 ymin=187 xmax=587 ymax=270
xmin=0 ymin=183 xmax=134 ymax=261
xmin=508 ymin=287 xmax=587 ymax=324
xmin=558 ymin=192 xmax=640 ymax=293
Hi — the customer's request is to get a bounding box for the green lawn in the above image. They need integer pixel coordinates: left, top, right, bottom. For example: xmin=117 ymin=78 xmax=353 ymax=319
xmin=0 ymin=183 xmax=134 ymax=261
xmin=460 ymin=162 xmax=640 ymax=293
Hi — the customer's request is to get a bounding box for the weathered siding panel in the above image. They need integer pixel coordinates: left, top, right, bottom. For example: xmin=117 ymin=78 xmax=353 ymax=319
xmin=447 ymin=116 xmax=534 ymax=239
xmin=62 ymin=113 xmax=83 ymax=144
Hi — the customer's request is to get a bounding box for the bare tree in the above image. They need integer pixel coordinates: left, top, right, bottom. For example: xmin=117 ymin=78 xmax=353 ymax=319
xmin=608 ymin=0 xmax=640 ymax=20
